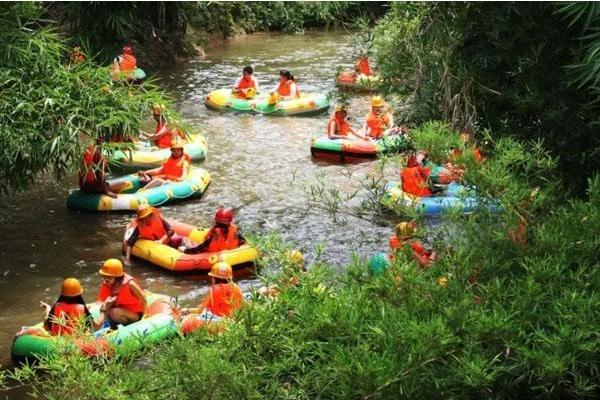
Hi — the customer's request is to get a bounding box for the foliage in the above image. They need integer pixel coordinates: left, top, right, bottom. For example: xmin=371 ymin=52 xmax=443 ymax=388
xmin=372 ymin=2 xmax=600 ymax=195
xmin=0 ymin=2 xmax=169 ymax=195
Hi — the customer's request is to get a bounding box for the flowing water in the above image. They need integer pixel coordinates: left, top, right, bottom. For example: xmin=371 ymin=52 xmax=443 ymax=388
xmin=0 ymin=31 xmax=394 ymax=377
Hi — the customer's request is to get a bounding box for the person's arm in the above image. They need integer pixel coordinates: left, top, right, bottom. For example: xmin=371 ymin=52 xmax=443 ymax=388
xmin=289 ymin=82 xmax=298 ymax=99
xmin=348 ymin=126 xmax=366 ymax=140
xmin=156 ymin=218 xmax=174 ymax=244
xmin=184 ymin=230 xmax=212 ymax=254
xmin=386 ymin=114 xmax=394 ymax=130
xmin=327 ymin=120 xmax=340 ymax=139
xmin=362 ymin=119 xmax=371 ymax=137
xmin=125 ymin=227 xmax=140 ymax=264
xmin=237 ymin=231 xmax=246 ymax=245
xmin=232 ymin=77 xmax=242 ymax=90
xmin=128 ymin=281 xmax=147 ymax=313
xmin=253 ymin=76 xmax=260 ymax=93
xmin=142 ymin=124 xmax=170 ymax=142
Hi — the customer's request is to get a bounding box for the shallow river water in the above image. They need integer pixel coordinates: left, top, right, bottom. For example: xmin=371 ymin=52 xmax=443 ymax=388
xmin=0 ymin=31 xmax=394 ymax=375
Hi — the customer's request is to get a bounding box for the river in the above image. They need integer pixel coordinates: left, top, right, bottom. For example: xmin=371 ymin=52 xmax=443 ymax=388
xmin=0 ymin=31 xmax=393 ymax=381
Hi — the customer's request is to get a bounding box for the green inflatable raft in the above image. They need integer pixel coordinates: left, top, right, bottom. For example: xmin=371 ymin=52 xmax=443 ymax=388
xmin=67 ymin=167 xmax=211 ymax=212
xmin=205 ymin=88 xmax=329 ymax=116
xmin=12 ymin=292 xmax=177 ymax=364
xmin=311 ymin=131 xmax=412 ymax=161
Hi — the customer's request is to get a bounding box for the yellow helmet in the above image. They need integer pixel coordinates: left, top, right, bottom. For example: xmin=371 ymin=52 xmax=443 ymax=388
xmin=170 ymin=137 xmax=184 ymax=149
xmin=152 ymin=104 xmax=166 ymax=115
xmin=208 ymin=262 xmax=233 ymax=280
xmin=136 ymin=203 xmax=153 ymax=219
xmin=334 ymin=104 xmax=348 ymax=113
xmin=371 ymin=95 xmax=385 ymax=107
xmin=99 ymin=259 xmax=124 ymax=278
xmin=61 ymin=278 xmax=84 ymax=297
xmin=396 ymin=222 xmax=416 ymax=239
xmin=285 ymin=250 xmax=304 ymax=268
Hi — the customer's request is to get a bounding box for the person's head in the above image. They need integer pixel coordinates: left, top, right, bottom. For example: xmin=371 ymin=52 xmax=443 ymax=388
xmin=279 ymin=70 xmax=294 ymax=82
xmin=99 ymin=259 xmax=125 ymax=287
xmin=136 ymin=203 xmax=154 ymax=221
xmin=208 ymin=262 xmax=233 ymax=285
xmin=122 ymin=46 xmax=133 ymax=55
xmin=242 ymin=65 xmax=253 ymax=78
xmin=396 ymin=222 xmax=416 ymax=239
xmin=170 ymin=137 xmax=184 ymax=158
xmin=214 ymin=207 xmax=234 ymax=227
xmin=334 ymin=105 xmax=348 ymax=119
xmin=61 ymin=278 xmax=84 ymax=297
xmin=152 ymin=104 xmax=166 ymax=121
xmin=371 ymin=96 xmax=385 ymax=113
xmin=406 ymin=154 xmax=419 ymax=168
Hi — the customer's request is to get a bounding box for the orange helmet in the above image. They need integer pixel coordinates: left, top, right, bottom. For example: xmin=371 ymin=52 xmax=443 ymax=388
xmin=61 ymin=278 xmax=83 ymax=297
xmin=396 ymin=222 xmax=416 ymax=239
xmin=208 ymin=262 xmax=233 ymax=280
xmin=99 ymin=259 xmax=124 ymax=278
xmin=214 ymin=207 xmax=233 ymax=225
xmin=123 ymin=46 xmax=133 ymax=55
xmin=136 ymin=203 xmax=153 ymax=219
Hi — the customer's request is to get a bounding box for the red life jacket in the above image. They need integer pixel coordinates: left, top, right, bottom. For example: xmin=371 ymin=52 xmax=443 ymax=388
xmin=328 ymin=116 xmax=351 ymax=136
xmin=356 ymin=57 xmax=373 ymax=76
xmin=162 ymin=154 xmax=189 ymax=179
xmin=201 ymin=283 xmax=243 ymax=317
xmin=80 ymin=145 xmax=102 ymax=185
xmin=207 ymin=224 xmax=240 ymax=253
xmin=137 ymin=209 xmax=167 ymax=240
xmin=237 ymin=76 xmax=256 ymax=89
xmin=97 ymin=273 xmax=145 ymax=314
xmin=400 ymin=166 xmax=432 ymax=197
xmin=46 ymin=303 xmax=87 ymax=336
xmin=365 ymin=111 xmax=390 ymax=139
xmin=277 ymin=80 xmax=300 ymax=98
xmin=119 ymin=54 xmax=137 ymax=72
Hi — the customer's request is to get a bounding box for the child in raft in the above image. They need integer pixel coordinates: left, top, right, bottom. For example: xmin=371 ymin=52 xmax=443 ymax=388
xmin=362 ymin=96 xmax=394 ymax=140
xmin=139 ymin=104 xmax=185 ymax=149
xmin=182 ymin=207 xmax=246 ymax=254
xmin=400 ymin=153 xmax=443 ymax=197
xmin=328 ymin=105 xmax=367 ymax=141
xmin=41 ymin=278 xmax=100 ymax=336
xmin=389 ymin=222 xmax=436 ymax=268
xmin=137 ymin=137 xmax=190 ymax=190
xmin=258 ymin=250 xmax=307 ymax=297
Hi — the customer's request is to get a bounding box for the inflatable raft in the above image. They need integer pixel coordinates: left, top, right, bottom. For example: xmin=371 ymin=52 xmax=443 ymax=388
xmin=111 ymin=67 xmax=146 ymax=83
xmin=11 ymin=292 xmax=177 ymax=364
xmin=381 ymin=181 xmax=500 ymax=215
xmin=336 ymin=71 xmax=380 ymax=92
xmin=205 ymin=88 xmax=329 ymax=116
xmin=67 ymin=167 xmax=211 ymax=212
xmin=311 ymin=132 xmax=411 ymax=161
xmin=124 ymin=219 xmax=258 ymax=273
xmin=109 ymin=134 xmax=207 ymax=170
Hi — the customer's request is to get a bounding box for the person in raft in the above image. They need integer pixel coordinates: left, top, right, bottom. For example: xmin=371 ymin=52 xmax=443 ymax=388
xmin=97 ymin=259 xmax=146 ymax=326
xmin=114 ymin=45 xmax=137 ymax=73
xmin=328 ymin=105 xmax=367 ymax=140
xmin=125 ymin=203 xmax=184 ymax=264
xmin=232 ymin=65 xmax=260 ymax=98
xmin=139 ymin=104 xmax=185 ymax=149
xmin=272 ymin=70 xmax=300 ymax=100
xmin=183 ymin=207 xmax=246 ymax=254
xmin=78 ymin=139 xmax=126 ymax=198
xmin=40 ymin=278 xmax=100 ymax=336
xmin=362 ymin=96 xmax=394 ymax=140
xmin=137 ymin=138 xmax=190 ymax=190
xmin=389 ymin=222 xmax=436 ymax=268
xmin=400 ymin=153 xmax=441 ymax=197
xmin=355 ymin=53 xmax=374 ymax=76
xmin=200 ymin=262 xmax=243 ymax=317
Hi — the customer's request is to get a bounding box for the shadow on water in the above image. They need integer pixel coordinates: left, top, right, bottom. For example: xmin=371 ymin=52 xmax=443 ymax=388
xmin=0 ymin=32 xmax=394 ymax=389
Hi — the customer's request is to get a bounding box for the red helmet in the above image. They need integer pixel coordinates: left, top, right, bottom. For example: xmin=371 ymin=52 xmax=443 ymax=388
xmin=123 ymin=46 xmax=133 ymax=55
xmin=214 ymin=207 xmax=233 ymax=225
xmin=406 ymin=155 xmax=419 ymax=168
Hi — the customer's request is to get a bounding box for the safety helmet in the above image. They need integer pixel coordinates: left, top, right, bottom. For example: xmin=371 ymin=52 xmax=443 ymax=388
xmin=396 ymin=222 xmax=416 ymax=239
xmin=371 ymin=96 xmax=385 ymax=107
xmin=214 ymin=207 xmax=233 ymax=225
xmin=208 ymin=262 xmax=233 ymax=280
xmin=170 ymin=137 xmax=184 ymax=149
xmin=136 ymin=203 xmax=153 ymax=219
xmin=99 ymin=259 xmax=124 ymax=278
xmin=123 ymin=46 xmax=133 ymax=55
xmin=285 ymin=250 xmax=304 ymax=268
xmin=152 ymin=104 xmax=166 ymax=115
xmin=334 ymin=105 xmax=348 ymax=114
xmin=61 ymin=278 xmax=84 ymax=297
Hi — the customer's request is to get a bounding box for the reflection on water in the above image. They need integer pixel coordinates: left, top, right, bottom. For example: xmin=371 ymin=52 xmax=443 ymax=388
xmin=0 ymin=31 xmax=393 ymax=370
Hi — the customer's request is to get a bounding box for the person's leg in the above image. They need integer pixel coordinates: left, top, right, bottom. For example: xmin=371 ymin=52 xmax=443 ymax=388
xmin=108 ymin=307 xmax=142 ymax=326
xmin=142 ymin=177 xmax=166 ymax=190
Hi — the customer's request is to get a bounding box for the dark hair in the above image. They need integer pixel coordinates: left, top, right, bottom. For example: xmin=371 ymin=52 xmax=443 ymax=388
xmin=243 ymin=66 xmax=253 ymax=74
xmin=45 ymin=295 xmax=92 ymax=331
xmin=279 ymin=69 xmax=295 ymax=81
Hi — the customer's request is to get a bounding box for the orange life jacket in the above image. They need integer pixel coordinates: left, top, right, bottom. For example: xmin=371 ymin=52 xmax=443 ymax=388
xmin=80 ymin=145 xmax=101 ymax=185
xmin=206 ymin=224 xmax=240 ymax=253
xmin=155 ymin=122 xmax=184 ymax=149
xmin=97 ymin=273 xmax=145 ymax=315
xmin=46 ymin=303 xmax=87 ymax=336
xmin=162 ymin=154 xmax=189 ymax=179
xmin=400 ymin=166 xmax=432 ymax=197
xmin=137 ymin=209 xmax=167 ymax=240
xmin=389 ymin=236 xmax=433 ymax=267
xmin=365 ymin=111 xmax=390 ymax=139
xmin=356 ymin=57 xmax=373 ymax=76
xmin=328 ymin=116 xmax=351 ymax=136
xmin=277 ymin=80 xmax=300 ymax=98
xmin=237 ymin=76 xmax=255 ymax=89
xmin=119 ymin=54 xmax=137 ymax=72
xmin=201 ymin=283 xmax=243 ymax=317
